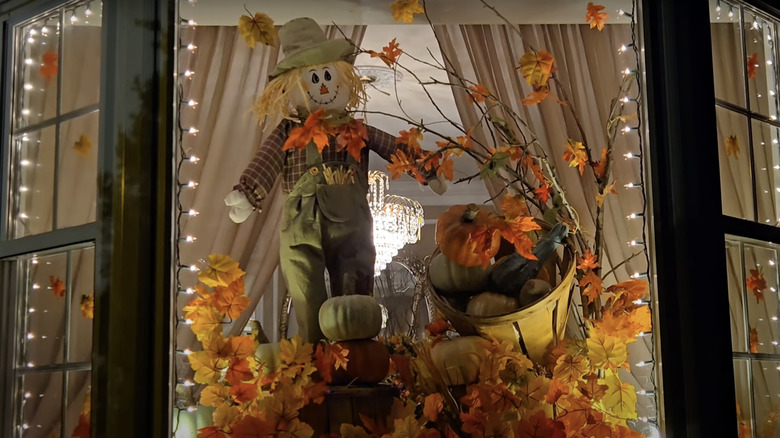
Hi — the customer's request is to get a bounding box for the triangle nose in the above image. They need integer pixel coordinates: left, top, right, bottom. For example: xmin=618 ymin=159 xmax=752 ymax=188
xmin=320 ymin=84 xmax=329 ymax=95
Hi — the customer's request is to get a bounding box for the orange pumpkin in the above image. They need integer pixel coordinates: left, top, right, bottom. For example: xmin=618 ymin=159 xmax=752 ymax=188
xmin=435 ymin=204 xmax=501 ymax=268
xmin=331 ymin=339 xmax=391 ymax=385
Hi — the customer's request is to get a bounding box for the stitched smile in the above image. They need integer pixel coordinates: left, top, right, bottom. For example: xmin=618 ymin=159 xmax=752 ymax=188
xmin=307 ymin=85 xmax=340 ymax=105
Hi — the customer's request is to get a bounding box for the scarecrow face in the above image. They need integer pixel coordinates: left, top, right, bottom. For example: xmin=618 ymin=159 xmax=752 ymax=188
xmin=290 ymin=63 xmax=351 ymax=112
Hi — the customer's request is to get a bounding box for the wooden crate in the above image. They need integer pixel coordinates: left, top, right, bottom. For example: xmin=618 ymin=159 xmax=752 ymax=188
xmin=299 ymin=385 xmax=398 ymax=434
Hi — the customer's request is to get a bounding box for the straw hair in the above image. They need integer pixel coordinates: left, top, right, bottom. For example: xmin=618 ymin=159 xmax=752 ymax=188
xmin=252 ymin=60 xmax=367 ymax=126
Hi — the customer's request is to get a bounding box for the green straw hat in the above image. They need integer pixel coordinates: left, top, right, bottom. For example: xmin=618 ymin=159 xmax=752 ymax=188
xmin=270 ymin=17 xmax=356 ymax=79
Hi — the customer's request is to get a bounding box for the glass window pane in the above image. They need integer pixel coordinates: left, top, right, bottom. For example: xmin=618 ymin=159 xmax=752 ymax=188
xmin=752 ymin=360 xmax=780 ymax=436
xmin=734 ymin=359 xmax=754 ymax=437
xmin=14 ymin=13 xmax=60 ymax=129
xmin=744 ymin=10 xmax=779 ymax=118
xmin=64 ymin=371 xmax=90 ymax=438
xmin=22 ymin=252 xmax=68 ymax=367
xmin=18 ymin=372 xmax=63 ymax=437
xmin=712 ymin=1 xmax=747 ymax=107
xmin=68 ymin=247 xmax=93 ymax=363
xmin=61 ymin=2 xmax=102 ymax=113
xmin=728 ymin=240 xmax=748 ymax=352
xmin=753 ymin=120 xmax=780 ymax=225
xmin=744 ymin=244 xmax=780 ymax=355
xmin=11 ymin=127 xmax=56 ymax=239
xmin=718 ymin=106 xmax=754 ymax=220
xmin=57 ymin=112 xmax=99 ymax=229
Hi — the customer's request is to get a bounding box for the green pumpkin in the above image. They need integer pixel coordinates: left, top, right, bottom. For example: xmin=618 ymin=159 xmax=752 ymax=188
xmin=318 ymin=295 xmax=382 ymax=342
xmin=429 ymin=252 xmax=490 ymax=295
xmin=466 ymin=292 xmax=519 ymax=317
xmin=430 ymin=336 xmax=491 ymax=386
xmin=255 ymin=342 xmax=281 ymax=375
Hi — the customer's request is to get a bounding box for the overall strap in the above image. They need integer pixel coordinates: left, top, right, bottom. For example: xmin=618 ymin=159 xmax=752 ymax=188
xmin=305 ymin=143 xmax=322 ymax=166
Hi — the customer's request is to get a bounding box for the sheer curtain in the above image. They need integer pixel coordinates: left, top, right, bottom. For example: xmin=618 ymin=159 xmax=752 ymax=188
xmin=434 ymin=23 xmax=655 ymax=416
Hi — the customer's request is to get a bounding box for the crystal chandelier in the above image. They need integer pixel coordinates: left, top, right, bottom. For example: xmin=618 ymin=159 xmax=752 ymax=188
xmin=368 ymin=171 xmax=424 ymax=275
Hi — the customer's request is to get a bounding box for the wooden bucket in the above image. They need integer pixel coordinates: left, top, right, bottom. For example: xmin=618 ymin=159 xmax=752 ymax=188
xmin=427 ymin=245 xmax=576 ymax=364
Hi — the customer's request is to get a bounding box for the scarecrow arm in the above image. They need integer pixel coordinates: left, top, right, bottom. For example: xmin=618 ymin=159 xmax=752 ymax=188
xmin=365 ymin=124 xmax=438 ymax=183
xmin=233 ymin=121 xmax=290 ymax=210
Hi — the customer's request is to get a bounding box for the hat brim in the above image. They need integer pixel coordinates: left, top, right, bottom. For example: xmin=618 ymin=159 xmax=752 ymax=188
xmin=270 ymin=39 xmax=356 ymax=79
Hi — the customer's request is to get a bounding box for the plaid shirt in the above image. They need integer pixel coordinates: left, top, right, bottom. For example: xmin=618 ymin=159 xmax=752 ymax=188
xmin=235 ymin=118 xmax=404 ymax=209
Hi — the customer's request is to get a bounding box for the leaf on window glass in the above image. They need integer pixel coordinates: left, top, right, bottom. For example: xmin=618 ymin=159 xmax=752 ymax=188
xmin=74 ymin=134 xmax=92 ymax=156
xmin=390 ymin=0 xmax=424 ymax=24
xmin=586 ymin=3 xmax=610 ymax=31
xmin=748 ymin=52 xmax=759 ymax=79
xmin=49 ymin=275 xmax=65 ymax=298
xmin=725 ymin=135 xmax=740 ymax=158
xmin=747 ymin=267 xmax=767 ymax=304
xmin=38 ymin=50 xmax=58 ymax=82
xmin=749 ymin=326 xmax=759 ymax=353
xmin=238 ymin=12 xmax=277 ymax=48
xmin=80 ymin=294 xmax=94 ymax=319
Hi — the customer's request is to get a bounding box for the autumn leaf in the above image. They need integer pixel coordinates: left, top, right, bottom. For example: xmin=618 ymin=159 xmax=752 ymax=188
xmin=725 ymin=135 xmax=740 ymax=158
xmin=437 ymin=156 xmax=455 ymax=181
xmin=518 ymin=50 xmax=555 ymax=88
xmin=360 ymin=413 xmax=393 ymax=436
xmin=390 ymin=0 xmax=424 ymax=23
xmin=369 ymin=38 xmax=402 ymax=67
xmin=423 ymin=393 xmax=444 ymax=422
xmin=595 ymin=179 xmax=618 ymax=207
xmin=335 ymin=118 xmax=369 ymax=161
xmin=546 ymin=378 xmax=571 ymax=404
xmin=497 ymin=215 xmax=541 ymax=260
xmin=74 ymin=135 xmax=92 ymax=156
xmin=460 ymin=408 xmax=488 ymax=436
xmin=200 ymin=384 xmax=232 ymax=408
xmin=515 ymin=373 xmax=550 ymax=410
xmin=738 ymin=402 xmax=753 ymax=438
xmin=515 ymin=410 xmax=566 ymax=438
xmin=578 ymin=373 xmax=608 ymax=401
xmin=521 ymin=85 xmax=551 ymax=106
xmin=213 ymin=404 xmax=241 ymax=430
xmin=606 ymin=279 xmax=648 ymax=303
xmin=225 ymin=357 xmax=254 ymax=385
xmin=39 ymin=50 xmax=58 ymax=81
xmin=577 ymin=250 xmax=600 ymax=271
xmin=747 ymin=267 xmax=768 ymax=304
xmin=340 ymin=424 xmax=371 ymax=438
xmin=534 ymin=184 xmax=553 ymax=203
xmin=750 ymin=326 xmax=759 ymax=354
xmin=387 ymin=149 xmax=416 ymax=179
xmin=80 ymin=294 xmax=94 ymax=319
xmin=199 ymin=254 xmax=245 ymax=288
xmin=748 ymin=52 xmax=759 ymax=79
xmin=426 ymin=318 xmax=452 ymax=337
xmin=586 ymin=3 xmax=610 ymax=31
xmin=213 ymin=278 xmax=250 ymax=318
xmin=189 ymin=351 xmax=227 ymax=385
xmin=190 ymin=306 xmax=225 ymax=341
xmin=50 ymin=275 xmax=65 ymax=298
xmin=556 ymin=393 xmax=592 ymax=435
xmin=397 ymin=127 xmax=424 ymax=156
xmin=592 ymin=306 xmax=651 ymax=341
xmin=231 ymin=415 xmax=276 ymax=438
xmin=563 ymin=139 xmax=588 ymax=175
xmin=230 ymin=382 xmax=259 ymax=403
xmin=468 ymin=84 xmax=490 ymax=103
xmin=579 ymin=270 xmax=603 ymax=305
xmin=553 ymin=353 xmax=590 ymax=384
xmin=501 ymin=194 xmax=529 ymax=218
xmin=197 ymin=426 xmax=228 ymax=438
xmin=603 ymin=373 xmax=638 ymax=420
xmin=592 ymin=147 xmax=608 ymax=180
xmin=283 ymin=109 xmax=332 ymax=153
xmin=587 ymin=331 xmax=628 ymax=372
xmin=280 ymin=335 xmax=314 ymax=365
xmin=238 ymin=12 xmax=277 ymax=48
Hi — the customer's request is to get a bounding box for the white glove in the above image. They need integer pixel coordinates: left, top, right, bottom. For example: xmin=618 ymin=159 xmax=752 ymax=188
xmin=428 ymin=173 xmax=448 ymax=195
xmin=224 ymin=190 xmax=255 ymax=223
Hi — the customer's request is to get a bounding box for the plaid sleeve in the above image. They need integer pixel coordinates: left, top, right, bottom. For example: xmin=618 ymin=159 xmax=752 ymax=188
xmin=233 ymin=121 xmax=289 ymax=209
xmin=365 ymin=124 xmax=435 ymax=181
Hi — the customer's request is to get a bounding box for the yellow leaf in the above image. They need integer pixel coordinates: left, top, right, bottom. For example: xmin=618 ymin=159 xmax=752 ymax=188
xmin=392 ymin=414 xmax=423 ymax=438
xmin=390 ymin=0 xmax=424 ymax=24
xmin=279 ymin=418 xmax=315 ymax=438
xmin=212 ymin=404 xmax=240 ymax=429
xmin=74 ymin=134 xmax=92 ymax=156
xmin=518 ymin=50 xmax=555 ymax=87
xmin=725 ymin=135 xmax=740 ymax=158
xmin=238 ymin=12 xmax=277 ymax=48
xmin=188 ymin=351 xmax=227 ymax=384
xmin=553 ymin=353 xmax=590 ymax=384
xmin=80 ymin=294 xmax=94 ymax=319
xmin=200 ymin=384 xmax=231 ymax=408
xmin=602 ymin=373 xmax=638 ymax=420
xmin=562 ymin=139 xmax=588 ymax=175
xmin=279 ymin=334 xmax=314 ymax=365
xmin=516 ymin=373 xmax=550 ymax=410
xmin=199 ymin=254 xmax=245 ymax=288
xmin=586 ymin=332 xmax=627 ymax=372
xmin=340 ymin=424 xmax=371 ymax=438
xmin=595 ymin=179 xmax=618 ymax=207
xmin=190 ymin=306 xmax=224 ymax=341
xmin=213 ymin=277 xmax=250 ymax=318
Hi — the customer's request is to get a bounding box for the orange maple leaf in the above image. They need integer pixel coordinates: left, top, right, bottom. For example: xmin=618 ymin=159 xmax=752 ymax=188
xmin=334 ymin=118 xmax=369 ymax=162
xmin=747 ymin=268 xmax=767 ymax=304
xmin=725 ymin=135 xmax=740 ymax=158
xmin=197 ymin=426 xmax=228 ymax=438
xmin=750 ymin=326 xmax=759 ymax=353
xmin=501 ymin=194 xmax=529 ymax=218
xmin=592 ymin=147 xmax=608 ymax=179
xmin=498 ymin=215 xmax=542 ymax=260
xmin=518 ymin=50 xmax=555 ymax=88
xmin=230 ymin=415 xmax=276 ymax=438
xmin=606 ymin=279 xmax=648 ymax=302
xmin=39 ymin=50 xmax=58 ymax=81
xmin=468 ymin=84 xmax=490 ymax=103
xmin=225 ymin=357 xmax=254 ymax=385
xmin=369 ymin=38 xmax=403 ymax=66
xmin=425 ymin=318 xmax=452 ymax=337
xmin=230 ymin=382 xmax=258 ymax=403
xmin=460 ymin=408 xmax=488 ymax=436
xmin=521 ymin=85 xmax=551 ymax=106
xmin=213 ymin=277 xmax=250 ymax=318
xmin=577 ymin=250 xmax=600 ymax=271
xmin=386 ymin=149 xmax=416 ymax=179
xmin=533 ymin=184 xmax=552 ymax=203
xmin=579 ymin=271 xmax=603 ymax=305
xmin=553 ymin=353 xmax=589 ymax=384
xmin=595 ymin=179 xmax=618 ymax=207
xmin=423 ymin=393 xmax=444 ymax=422
xmin=546 ymin=378 xmax=571 ymax=404
xmin=437 ymin=156 xmax=455 ymax=181
xmin=80 ymin=294 xmax=94 ymax=319
xmin=748 ymin=52 xmax=759 ymax=79
xmin=397 ymin=127 xmax=424 ymax=156
xmin=515 ymin=410 xmax=566 ymax=438
xmin=282 ymin=109 xmax=332 ymax=153
xmin=563 ymin=139 xmax=588 ymax=175
xmin=577 ymin=373 xmax=608 ymax=401
xmin=50 ymin=275 xmax=65 ymax=298
xmin=586 ymin=3 xmax=610 ymax=31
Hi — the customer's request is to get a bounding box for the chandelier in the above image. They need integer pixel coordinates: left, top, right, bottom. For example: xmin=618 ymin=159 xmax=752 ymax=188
xmin=368 ymin=171 xmax=424 ymax=275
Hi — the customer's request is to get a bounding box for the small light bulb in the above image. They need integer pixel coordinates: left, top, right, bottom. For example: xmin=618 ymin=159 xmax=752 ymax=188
xmin=716 ymin=4 xmax=721 ymax=12
xmin=70 ymin=14 xmax=78 ymax=23
xmin=32 ymin=283 xmax=40 ymax=290
xmin=31 ymin=258 xmax=37 ymax=264
xmin=185 ymin=288 xmax=195 ymax=295
xmin=19 ymin=212 xmax=29 ymax=219
xmin=772 ymin=316 xmax=779 ymax=321
xmin=41 ymin=26 xmax=48 ymax=34
xmin=729 ymin=9 xmax=734 ymax=18
xmin=625 ymin=182 xmax=637 ymax=188
xmin=185 ymin=235 xmax=196 ymax=242
xmin=85 ymin=7 xmax=92 ymax=17
xmin=187 ymin=43 xmax=197 ymax=51
xmin=183 ymin=348 xmax=192 ymax=355
xmin=189 ymin=264 xmax=198 ymax=272
xmin=187 ymin=99 xmax=198 ymax=107
xmin=21 ymin=109 xmax=30 ymax=116
xmin=624 ymin=152 xmax=635 ymax=159
xmin=183 ymin=70 xmax=194 ymax=77
xmin=185 ymin=319 xmax=194 ymax=325
xmin=24 ymin=58 xmax=33 ymax=65
xmin=27 ymin=37 xmax=35 ymax=43
xmin=19 ymin=186 xmax=28 ymax=192
xmin=188 ymin=209 xmax=199 ymax=216
xmin=187 ymin=180 xmax=198 ymax=188
xmin=628 ymin=213 xmax=638 ymax=219
xmin=188 ymin=19 xmax=197 ymax=26
xmin=28 ymin=308 xmax=35 ymax=313
xmin=188 ymin=127 xmax=199 ymax=134
xmin=189 ymin=155 xmax=200 ymax=163
xmin=24 ymin=392 xmax=31 ymax=399
xmin=26 ymin=333 xmax=35 ymax=339
xmin=619 ymin=44 xmax=627 ymax=53
xmin=29 ymin=29 xmax=37 ymax=36
xmin=618 ymin=9 xmax=626 ymax=15
xmin=623 ymin=126 xmax=632 ymax=133
xmin=621 ymin=96 xmax=630 ymax=103
xmin=22 ymin=423 xmax=29 ymax=430
xmin=26 ymin=362 xmax=34 ymax=368
xmin=20 ymin=160 xmax=30 ymax=166
xmin=187 ymin=406 xmax=197 ymax=413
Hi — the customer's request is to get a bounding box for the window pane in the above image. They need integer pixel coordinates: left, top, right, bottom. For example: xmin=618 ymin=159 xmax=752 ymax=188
xmin=734 ymin=359 xmax=754 ymax=436
xmin=10 ymin=127 xmax=56 ymax=238
xmin=744 ymin=243 xmax=780 ymax=355
xmin=712 ymin=1 xmax=747 ymax=107
xmin=718 ymin=106 xmax=754 ymax=220
xmin=753 ymin=120 xmax=780 ymax=225
xmin=57 ymin=112 xmax=98 ymax=229
xmin=68 ymin=247 xmax=93 ymax=363
xmin=727 ymin=240 xmax=748 ymax=352
xmin=22 ymin=252 xmax=68 ymax=367
xmin=61 ymin=2 xmax=102 ymax=113
xmin=64 ymin=371 xmax=90 ymax=438
xmin=744 ymin=10 xmax=779 ymax=119
xmin=18 ymin=372 xmax=63 ymax=437
xmin=752 ymin=360 xmax=780 ymax=436
xmin=14 ymin=13 xmax=60 ymax=129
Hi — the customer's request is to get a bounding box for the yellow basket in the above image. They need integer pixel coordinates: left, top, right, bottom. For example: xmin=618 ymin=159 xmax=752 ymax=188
xmin=427 ymin=245 xmax=576 ymax=364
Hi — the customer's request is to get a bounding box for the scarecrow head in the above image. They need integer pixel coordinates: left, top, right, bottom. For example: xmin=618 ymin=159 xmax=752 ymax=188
xmin=253 ymin=18 xmax=367 ymax=124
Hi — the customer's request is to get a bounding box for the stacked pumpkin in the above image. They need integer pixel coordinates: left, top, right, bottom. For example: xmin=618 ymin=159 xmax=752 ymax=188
xmin=429 ymin=204 xmax=567 ymax=318
xmin=318 ymin=295 xmax=390 ymax=385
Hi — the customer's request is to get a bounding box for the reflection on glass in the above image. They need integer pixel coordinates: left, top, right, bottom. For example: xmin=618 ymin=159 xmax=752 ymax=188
xmin=727 ymin=240 xmax=748 ymax=352
xmin=11 ymin=127 xmax=56 ymax=238
xmin=19 ymin=372 xmax=63 ymax=438
xmin=711 ymin=0 xmax=746 ymax=107
xmin=22 ymin=252 xmax=67 ymax=367
xmin=734 ymin=359 xmax=754 ymax=436
xmin=751 ymin=360 xmax=780 ymax=436
xmin=57 ymin=112 xmax=99 ymax=229
xmin=64 ymin=371 xmax=91 ymax=437
xmin=717 ymin=106 xmax=754 ymax=220
xmin=68 ymin=247 xmax=94 ymax=363
xmin=744 ymin=244 xmax=780 ymax=355
xmin=14 ymin=12 xmax=60 ymax=129
xmin=744 ymin=9 xmax=779 ymax=119
xmin=753 ymin=120 xmax=780 ymax=225
xmin=61 ymin=2 xmax=102 ymax=113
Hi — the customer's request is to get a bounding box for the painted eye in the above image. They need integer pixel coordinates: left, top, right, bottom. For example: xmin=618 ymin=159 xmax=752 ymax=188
xmin=311 ymin=72 xmax=319 ymax=84
xmin=324 ymin=70 xmax=332 ymax=81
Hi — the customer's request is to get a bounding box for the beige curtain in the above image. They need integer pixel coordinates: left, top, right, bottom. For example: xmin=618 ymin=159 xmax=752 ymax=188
xmin=434 ymin=23 xmax=655 ymax=417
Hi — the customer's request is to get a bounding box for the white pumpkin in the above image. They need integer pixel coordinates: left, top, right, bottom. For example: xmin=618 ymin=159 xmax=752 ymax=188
xmin=429 ymin=252 xmax=489 ymax=295
xmin=318 ymin=295 xmax=382 ymax=342
xmin=430 ymin=336 xmax=491 ymax=385
xmin=466 ymin=292 xmax=519 ymax=317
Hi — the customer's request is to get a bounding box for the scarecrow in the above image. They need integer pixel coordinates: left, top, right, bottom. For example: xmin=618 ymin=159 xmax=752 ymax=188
xmin=225 ymin=17 xmax=445 ymax=342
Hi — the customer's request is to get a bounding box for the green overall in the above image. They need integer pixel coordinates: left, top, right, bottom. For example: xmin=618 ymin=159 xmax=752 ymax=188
xmin=279 ymin=145 xmax=376 ymax=342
